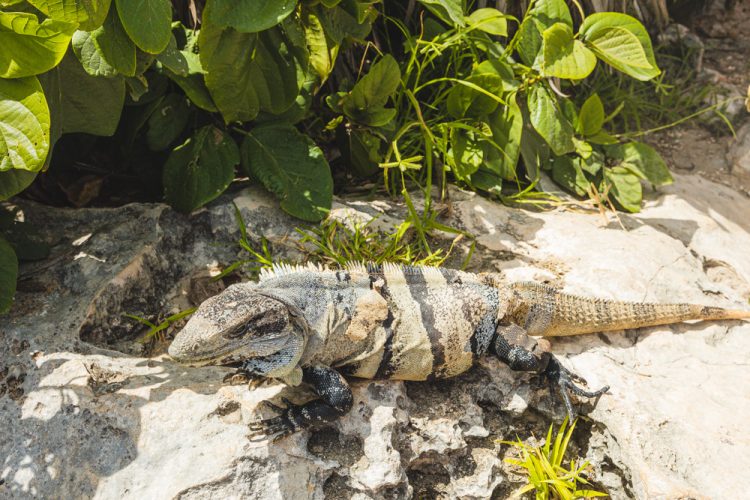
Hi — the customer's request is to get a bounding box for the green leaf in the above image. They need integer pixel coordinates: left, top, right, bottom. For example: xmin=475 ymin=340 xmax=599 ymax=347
xmin=199 ymin=23 xmax=259 ymax=122
xmin=28 ymin=0 xmax=111 ymax=31
xmin=72 ymin=29 xmax=117 ymax=77
xmin=317 ymin=2 xmax=373 ymax=43
xmin=94 ymin=5 xmax=136 ymax=76
xmin=156 ymin=34 xmax=188 ymax=76
xmin=57 ymin=51 xmax=125 ymax=136
xmin=146 ymin=93 xmax=189 ymax=150
xmin=0 ymin=236 xmax=17 ymax=314
xmin=342 ymin=54 xmax=400 ymax=121
xmin=469 ymin=167 xmax=503 ymax=195
xmin=418 ymin=0 xmax=465 ymax=27
xmin=0 ymin=76 xmax=49 ymax=172
xmin=340 ymin=127 xmax=381 ymax=177
xmin=0 ymin=169 xmax=37 ymax=199
xmin=542 ymin=22 xmax=596 ymax=79
xmin=0 ymin=11 xmax=77 ymax=78
xmin=577 ymin=93 xmax=604 ymax=136
xmin=241 ymin=124 xmax=333 ymax=221
xmin=603 ymin=166 xmax=642 ymax=212
xmin=606 ymin=141 xmax=672 ymax=186
xmin=115 ymin=0 xmax=171 ymax=54
xmin=301 ymin=7 xmax=338 ymax=82
xmin=485 ymin=95 xmax=522 ymax=180
xmin=580 ymin=13 xmax=660 ymax=81
xmin=515 ymin=0 xmax=572 ymax=67
xmin=552 ymin=155 xmax=589 ymax=196
xmin=164 ymin=69 xmax=216 ymax=112
xmin=449 ymin=127 xmax=483 ymax=181
xmin=466 ymin=8 xmax=507 ymax=36
xmin=207 ymin=0 xmax=297 ymax=33
xmin=527 ymin=84 xmax=575 ymax=155
xmin=447 ymin=59 xmax=509 ymax=118
xmin=200 ymin=18 xmax=305 ymax=123
xmin=163 ymin=125 xmax=238 ymax=212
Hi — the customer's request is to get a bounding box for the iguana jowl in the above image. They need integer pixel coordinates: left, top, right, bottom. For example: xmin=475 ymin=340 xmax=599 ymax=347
xmin=168 ymin=263 xmax=750 ymax=440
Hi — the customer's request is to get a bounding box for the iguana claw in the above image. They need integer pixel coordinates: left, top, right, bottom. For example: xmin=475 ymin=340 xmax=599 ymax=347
xmin=248 ymin=398 xmax=298 ymax=442
xmin=223 ymin=370 xmax=264 ymax=388
xmin=543 ymin=357 xmax=609 ymax=419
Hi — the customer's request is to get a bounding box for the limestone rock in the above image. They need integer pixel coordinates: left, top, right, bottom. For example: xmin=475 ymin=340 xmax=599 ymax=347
xmin=2 ymin=173 xmax=749 ymax=499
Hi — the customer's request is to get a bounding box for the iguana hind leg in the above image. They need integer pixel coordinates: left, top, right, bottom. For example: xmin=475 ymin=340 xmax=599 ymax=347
xmin=249 ymin=365 xmax=353 ymax=442
xmin=491 ymin=323 xmax=609 ymax=419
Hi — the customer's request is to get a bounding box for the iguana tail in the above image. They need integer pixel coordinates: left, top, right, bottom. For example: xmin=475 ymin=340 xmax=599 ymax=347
xmin=508 ymin=282 xmax=750 ymax=337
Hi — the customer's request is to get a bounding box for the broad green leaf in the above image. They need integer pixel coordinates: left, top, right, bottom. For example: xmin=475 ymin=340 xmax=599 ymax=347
xmin=301 ymin=7 xmax=338 ymax=82
xmin=587 ymin=129 xmax=617 ymax=145
xmin=449 ymin=127 xmax=483 ymax=181
xmin=579 ymin=150 xmax=603 ymax=175
xmin=0 ymin=76 xmax=49 ymax=172
xmin=580 ymin=13 xmax=659 ymax=81
xmin=164 ymin=69 xmax=216 ymax=112
xmin=207 ymin=0 xmax=297 ymax=33
xmin=342 ymin=54 xmax=400 ymax=121
xmin=115 ymin=0 xmax=171 ymax=54
xmin=200 ymin=17 xmax=304 ymax=123
xmin=447 ymin=59 xmax=508 ymax=118
xmin=573 ymin=136 xmax=592 ymax=159
xmin=606 ymin=141 xmax=672 ymax=186
xmin=156 ymin=34 xmax=188 ymax=76
xmin=0 ymin=169 xmax=37 ymax=199
xmin=0 ymin=236 xmax=17 ymax=314
xmin=317 ymin=2 xmax=373 ymax=43
xmin=552 ymin=155 xmax=588 ymax=196
xmin=485 ymin=95 xmax=522 ymax=180
xmin=469 ymin=167 xmax=503 ymax=195
xmin=0 ymin=11 xmax=77 ymax=78
xmin=340 ymin=127 xmax=382 ymax=177
xmin=466 ymin=8 xmax=507 ymax=36
xmin=241 ymin=124 xmax=333 ymax=221
xmin=199 ymin=22 xmax=259 ymax=122
xmin=28 ymin=0 xmax=111 ymax=31
xmin=57 ymin=51 xmax=124 ymax=135
xmin=72 ymin=30 xmax=117 ymax=76
xmin=515 ymin=0 xmax=572 ymax=67
xmin=146 ymin=93 xmax=189 ymax=150
xmin=603 ymin=166 xmax=642 ymax=212
xmin=542 ymin=23 xmax=596 ymax=80
xmin=577 ymin=93 xmax=604 ymax=136
xmin=163 ymin=125 xmax=238 ymax=212
xmin=519 ymin=105 xmax=551 ymax=181
xmin=95 ymin=5 xmax=136 ymax=76
xmin=527 ymin=84 xmax=574 ymax=155
xmin=418 ymin=0 xmax=465 ymax=27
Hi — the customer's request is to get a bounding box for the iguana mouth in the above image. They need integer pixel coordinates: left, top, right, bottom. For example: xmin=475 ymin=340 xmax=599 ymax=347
xmin=168 ymin=343 xmax=248 ymax=366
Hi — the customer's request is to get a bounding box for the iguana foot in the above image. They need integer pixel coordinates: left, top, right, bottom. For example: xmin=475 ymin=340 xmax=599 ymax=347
xmin=247 ymin=366 xmax=353 ymax=442
xmin=543 ymin=356 xmax=609 ymax=419
xmin=223 ymin=370 xmax=264 ymax=388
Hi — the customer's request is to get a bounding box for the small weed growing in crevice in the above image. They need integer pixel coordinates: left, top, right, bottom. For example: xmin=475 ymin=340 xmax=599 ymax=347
xmin=501 ymin=418 xmax=607 ymax=500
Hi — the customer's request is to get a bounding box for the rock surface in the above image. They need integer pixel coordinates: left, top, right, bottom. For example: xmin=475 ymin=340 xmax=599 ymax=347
xmin=2 ymin=173 xmax=749 ymax=499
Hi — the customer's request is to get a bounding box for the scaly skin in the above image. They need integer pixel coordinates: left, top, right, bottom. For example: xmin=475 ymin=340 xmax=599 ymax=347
xmin=169 ymin=263 xmax=750 ymax=440
xmin=505 ymin=282 xmax=750 ymax=337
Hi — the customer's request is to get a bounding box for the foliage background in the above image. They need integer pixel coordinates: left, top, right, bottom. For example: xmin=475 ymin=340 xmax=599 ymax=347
xmin=0 ymin=0 xmax=682 ymax=312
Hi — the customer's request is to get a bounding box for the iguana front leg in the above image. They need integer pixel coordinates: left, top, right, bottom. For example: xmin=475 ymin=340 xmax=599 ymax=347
xmin=249 ymin=365 xmax=353 ymax=442
xmin=491 ymin=323 xmax=609 ymax=418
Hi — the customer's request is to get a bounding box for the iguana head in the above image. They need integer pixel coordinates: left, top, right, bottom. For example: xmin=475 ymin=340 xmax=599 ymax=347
xmin=168 ymin=283 xmax=307 ymax=366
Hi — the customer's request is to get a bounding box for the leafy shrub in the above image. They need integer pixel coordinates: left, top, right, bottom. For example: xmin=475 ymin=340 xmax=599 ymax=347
xmin=0 ymin=0 xmax=669 ymax=312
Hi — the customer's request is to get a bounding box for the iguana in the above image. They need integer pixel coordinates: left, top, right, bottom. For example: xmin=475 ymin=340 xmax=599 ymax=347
xmin=168 ymin=262 xmax=750 ymax=441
